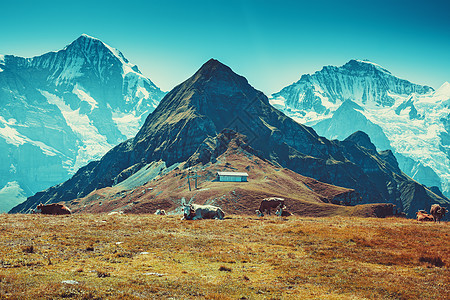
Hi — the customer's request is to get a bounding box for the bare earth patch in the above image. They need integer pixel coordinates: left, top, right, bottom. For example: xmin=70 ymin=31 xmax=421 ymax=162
xmin=0 ymin=214 xmax=448 ymax=299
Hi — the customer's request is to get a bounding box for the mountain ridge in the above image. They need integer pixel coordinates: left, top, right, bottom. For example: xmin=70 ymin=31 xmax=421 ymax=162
xmin=11 ymin=59 xmax=449 ymax=217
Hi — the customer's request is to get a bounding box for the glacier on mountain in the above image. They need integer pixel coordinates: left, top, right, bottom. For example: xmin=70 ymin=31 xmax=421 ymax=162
xmin=0 ymin=181 xmax=26 ymax=213
xmin=271 ymin=59 xmax=450 ymax=195
xmin=39 ymin=90 xmax=114 ymax=172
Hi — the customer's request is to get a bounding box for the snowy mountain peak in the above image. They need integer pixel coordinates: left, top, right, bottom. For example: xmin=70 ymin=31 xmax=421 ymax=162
xmin=80 ymin=33 xmax=99 ymax=40
xmin=0 ymin=36 xmax=166 ymax=212
xmin=272 ymin=61 xmax=450 ymax=197
xmin=350 ymin=59 xmax=392 ymax=74
xmin=69 ymin=34 xmax=107 ymax=50
xmin=436 ymin=82 xmax=450 ymax=97
xmin=68 ymin=34 xmax=130 ymax=64
xmin=271 ymin=59 xmax=434 ymax=117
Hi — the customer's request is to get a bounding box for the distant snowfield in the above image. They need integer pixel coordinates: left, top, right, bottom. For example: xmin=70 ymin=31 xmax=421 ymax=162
xmin=73 ymin=84 xmax=98 ymax=111
xmin=272 ymin=81 xmax=450 ymax=194
xmin=0 ymin=115 xmax=61 ymax=156
xmin=0 ymin=54 xmax=4 ymax=72
xmin=111 ymin=109 xmax=142 ymax=139
xmin=40 ymin=90 xmax=114 ymax=172
xmin=0 ymin=181 xmax=26 ymax=213
xmin=361 ymin=84 xmax=450 ymax=192
xmin=0 ymin=116 xmax=27 ymax=146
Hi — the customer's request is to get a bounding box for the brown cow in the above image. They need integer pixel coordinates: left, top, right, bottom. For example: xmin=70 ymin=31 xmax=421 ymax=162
xmin=416 ymin=210 xmax=434 ymax=222
xmin=36 ymin=203 xmax=71 ymax=215
xmin=430 ymin=204 xmax=447 ymax=223
xmin=258 ymin=197 xmax=285 ymax=215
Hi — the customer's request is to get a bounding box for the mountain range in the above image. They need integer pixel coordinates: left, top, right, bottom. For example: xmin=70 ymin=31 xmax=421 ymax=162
xmin=0 ymin=35 xmax=165 ymax=212
xmin=10 ymin=58 xmax=449 ymax=218
xmin=271 ymin=59 xmax=450 ymax=196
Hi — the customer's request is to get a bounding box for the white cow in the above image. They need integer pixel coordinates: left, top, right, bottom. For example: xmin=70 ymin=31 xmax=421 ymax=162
xmin=255 ymin=209 xmax=264 ymax=217
xmin=154 ymin=209 xmax=166 ymax=215
xmin=275 ymin=205 xmax=292 ymax=217
xmin=182 ymin=204 xmax=225 ymax=220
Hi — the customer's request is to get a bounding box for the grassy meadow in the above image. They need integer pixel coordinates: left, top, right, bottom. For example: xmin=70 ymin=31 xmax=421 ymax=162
xmin=0 ymin=213 xmax=448 ymax=299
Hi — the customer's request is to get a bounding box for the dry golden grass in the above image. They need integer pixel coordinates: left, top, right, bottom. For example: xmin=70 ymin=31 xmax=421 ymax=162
xmin=0 ymin=213 xmax=448 ymax=299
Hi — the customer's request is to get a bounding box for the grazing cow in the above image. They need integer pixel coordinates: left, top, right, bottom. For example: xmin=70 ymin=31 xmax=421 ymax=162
xmin=430 ymin=204 xmax=447 ymax=223
xmin=154 ymin=209 xmax=166 ymax=215
xmin=258 ymin=197 xmax=285 ymax=215
xmin=35 ymin=203 xmax=71 ymax=215
xmin=255 ymin=209 xmax=264 ymax=217
xmin=416 ymin=210 xmax=434 ymax=222
xmin=275 ymin=206 xmax=292 ymax=217
xmin=182 ymin=204 xmax=225 ymax=220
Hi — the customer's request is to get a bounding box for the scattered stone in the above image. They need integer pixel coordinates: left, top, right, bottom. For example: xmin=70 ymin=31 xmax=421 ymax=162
xmin=143 ymin=272 xmax=165 ymax=277
xmin=22 ymin=245 xmax=34 ymax=254
xmin=219 ymin=266 xmax=232 ymax=272
xmin=61 ymin=280 xmax=79 ymax=285
xmin=97 ymin=270 xmax=110 ymax=278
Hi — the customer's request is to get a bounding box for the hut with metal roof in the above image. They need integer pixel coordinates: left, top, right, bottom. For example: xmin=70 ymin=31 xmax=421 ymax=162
xmin=216 ymin=171 xmax=248 ymax=182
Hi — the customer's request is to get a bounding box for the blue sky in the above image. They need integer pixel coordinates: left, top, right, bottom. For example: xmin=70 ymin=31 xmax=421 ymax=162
xmin=2 ymin=0 xmax=449 ymax=94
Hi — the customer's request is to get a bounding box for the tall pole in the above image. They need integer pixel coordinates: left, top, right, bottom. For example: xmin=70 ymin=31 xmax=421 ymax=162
xmin=187 ymin=172 xmax=191 ymax=191
xmin=195 ymin=171 xmax=198 ymax=189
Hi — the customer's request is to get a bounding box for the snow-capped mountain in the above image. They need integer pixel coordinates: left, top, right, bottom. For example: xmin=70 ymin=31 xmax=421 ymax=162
xmin=0 ymin=34 xmax=165 ymax=212
xmin=271 ymin=59 xmax=450 ymax=195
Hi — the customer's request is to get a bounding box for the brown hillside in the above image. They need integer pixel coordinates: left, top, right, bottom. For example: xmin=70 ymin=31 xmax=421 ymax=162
xmin=69 ymin=133 xmax=393 ymax=218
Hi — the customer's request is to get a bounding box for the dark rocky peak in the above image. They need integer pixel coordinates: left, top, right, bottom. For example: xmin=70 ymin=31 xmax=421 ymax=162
xmin=344 ymin=131 xmax=377 ymax=152
xmin=187 ymin=59 xmax=260 ymax=99
xmin=196 ymin=58 xmax=231 ymax=76
xmin=138 ymin=58 xmax=269 ymax=139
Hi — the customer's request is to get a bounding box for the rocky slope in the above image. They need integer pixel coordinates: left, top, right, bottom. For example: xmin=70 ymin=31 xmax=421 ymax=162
xmin=68 ymin=129 xmax=397 ymax=218
xmin=0 ymin=35 xmax=165 ymax=211
xmin=11 ymin=59 xmax=449 ymax=217
xmin=271 ymin=60 xmax=449 ymax=195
